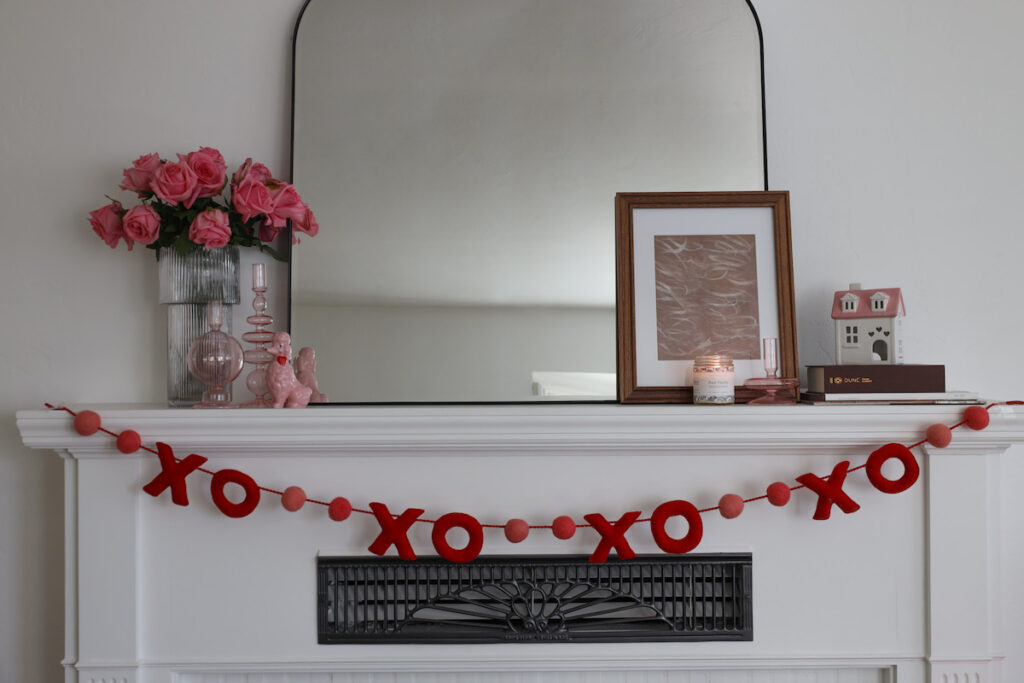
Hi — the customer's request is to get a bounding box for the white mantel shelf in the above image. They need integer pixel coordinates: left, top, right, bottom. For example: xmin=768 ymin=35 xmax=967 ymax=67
xmin=16 ymin=402 xmax=1024 ymax=683
xmin=16 ymin=402 xmax=1024 ymax=456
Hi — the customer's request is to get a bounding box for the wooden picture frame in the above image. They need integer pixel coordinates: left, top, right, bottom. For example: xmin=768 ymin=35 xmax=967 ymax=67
xmin=615 ymin=191 xmax=797 ymax=403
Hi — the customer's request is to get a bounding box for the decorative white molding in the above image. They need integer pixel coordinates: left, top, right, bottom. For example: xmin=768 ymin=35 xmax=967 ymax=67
xmin=16 ymin=403 xmax=1024 ymax=456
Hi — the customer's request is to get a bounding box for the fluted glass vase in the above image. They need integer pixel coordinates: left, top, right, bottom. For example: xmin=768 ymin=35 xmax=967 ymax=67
xmin=158 ymin=246 xmax=240 ymax=406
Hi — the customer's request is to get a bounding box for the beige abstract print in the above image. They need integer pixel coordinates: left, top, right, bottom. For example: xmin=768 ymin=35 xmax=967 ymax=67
xmin=654 ymin=234 xmax=760 ymax=360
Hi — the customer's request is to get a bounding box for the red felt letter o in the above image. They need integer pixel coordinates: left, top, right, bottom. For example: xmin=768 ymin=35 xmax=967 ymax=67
xmin=650 ymin=500 xmax=703 ymax=555
xmin=432 ymin=512 xmax=484 ymax=563
xmin=210 ymin=469 xmax=261 ymax=518
xmin=866 ymin=443 xmax=920 ymax=494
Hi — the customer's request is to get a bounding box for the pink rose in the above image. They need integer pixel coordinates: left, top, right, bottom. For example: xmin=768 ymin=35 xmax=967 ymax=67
xmin=89 ymin=201 xmax=131 ymax=249
xmin=258 ymin=222 xmax=281 ymax=243
xmin=232 ymin=179 xmax=275 ymax=222
xmin=293 ymin=204 xmax=319 ymax=237
xmin=268 ymin=182 xmax=306 ymax=228
xmin=150 ymin=160 xmax=201 ymax=208
xmin=122 ymin=204 xmax=161 ymax=245
xmin=231 ymin=158 xmax=273 ymax=186
xmin=118 ymin=153 xmax=161 ymax=195
xmin=195 ymin=146 xmax=225 ymax=167
xmin=189 ymin=208 xmax=232 ymax=249
xmin=180 ymin=148 xmax=227 ymax=198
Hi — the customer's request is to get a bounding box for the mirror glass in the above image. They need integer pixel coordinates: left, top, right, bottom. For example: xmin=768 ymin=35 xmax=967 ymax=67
xmin=291 ymin=0 xmax=766 ymax=402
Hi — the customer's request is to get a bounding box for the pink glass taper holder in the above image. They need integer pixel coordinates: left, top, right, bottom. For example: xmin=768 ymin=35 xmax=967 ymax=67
xmin=187 ymin=300 xmax=245 ymax=408
xmin=762 ymin=337 xmax=779 ymax=378
xmin=241 ymin=263 xmax=275 ymax=407
xmin=744 ymin=337 xmax=798 ymax=404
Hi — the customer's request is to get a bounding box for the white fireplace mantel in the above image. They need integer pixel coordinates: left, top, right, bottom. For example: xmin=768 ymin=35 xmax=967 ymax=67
xmin=17 ymin=402 xmax=1024 ymax=683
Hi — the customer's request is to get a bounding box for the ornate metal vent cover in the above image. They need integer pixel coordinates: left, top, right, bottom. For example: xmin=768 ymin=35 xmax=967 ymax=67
xmin=318 ymin=554 xmax=752 ymax=643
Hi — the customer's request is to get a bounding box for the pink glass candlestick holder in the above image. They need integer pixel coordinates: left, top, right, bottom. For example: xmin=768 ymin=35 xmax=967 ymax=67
xmin=241 ymin=263 xmax=275 ymax=407
xmin=762 ymin=337 xmax=779 ymax=378
xmin=744 ymin=337 xmax=797 ymax=404
xmin=743 ymin=377 xmax=799 ymax=405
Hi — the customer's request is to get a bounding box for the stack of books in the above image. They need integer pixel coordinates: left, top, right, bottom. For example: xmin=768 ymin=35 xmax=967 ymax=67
xmin=801 ymin=364 xmax=980 ymax=404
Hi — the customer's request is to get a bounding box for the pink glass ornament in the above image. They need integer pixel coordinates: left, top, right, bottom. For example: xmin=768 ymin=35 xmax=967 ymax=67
xmin=241 ymin=263 xmax=275 ymax=406
xmin=187 ymin=301 xmax=244 ymax=408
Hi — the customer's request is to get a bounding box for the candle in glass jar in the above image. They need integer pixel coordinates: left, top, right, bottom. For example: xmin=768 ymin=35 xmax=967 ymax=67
xmin=692 ymin=355 xmax=735 ymax=405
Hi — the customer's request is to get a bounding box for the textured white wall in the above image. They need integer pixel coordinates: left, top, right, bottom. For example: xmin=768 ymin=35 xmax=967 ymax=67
xmin=1 ymin=1 xmax=1022 ymax=682
xmin=0 ymin=2 xmax=298 ymax=682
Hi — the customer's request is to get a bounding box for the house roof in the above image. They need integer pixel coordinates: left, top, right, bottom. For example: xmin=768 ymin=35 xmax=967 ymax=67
xmin=831 ymin=287 xmax=905 ymax=319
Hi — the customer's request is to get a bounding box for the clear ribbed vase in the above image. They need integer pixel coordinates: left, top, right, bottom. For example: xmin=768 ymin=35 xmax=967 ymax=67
xmin=158 ymin=246 xmax=240 ymax=406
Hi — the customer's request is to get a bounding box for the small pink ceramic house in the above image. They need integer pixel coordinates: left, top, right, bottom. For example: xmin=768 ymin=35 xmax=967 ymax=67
xmin=832 ymin=283 xmax=906 ymax=364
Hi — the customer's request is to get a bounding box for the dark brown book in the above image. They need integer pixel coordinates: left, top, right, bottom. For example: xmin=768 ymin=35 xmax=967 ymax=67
xmin=806 ymin=364 xmax=945 ymax=394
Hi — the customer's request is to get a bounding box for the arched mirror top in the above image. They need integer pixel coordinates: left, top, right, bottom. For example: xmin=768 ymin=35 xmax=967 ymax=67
xmin=290 ymin=0 xmax=766 ymax=403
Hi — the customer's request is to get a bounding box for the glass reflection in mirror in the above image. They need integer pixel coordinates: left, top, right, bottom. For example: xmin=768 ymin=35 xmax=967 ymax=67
xmin=291 ymin=0 xmax=766 ymax=402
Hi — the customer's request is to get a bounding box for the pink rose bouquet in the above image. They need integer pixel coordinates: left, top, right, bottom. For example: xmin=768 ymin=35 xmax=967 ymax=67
xmin=89 ymin=147 xmax=317 ymax=260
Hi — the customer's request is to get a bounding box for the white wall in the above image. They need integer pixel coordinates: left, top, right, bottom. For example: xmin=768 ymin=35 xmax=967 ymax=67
xmin=1 ymin=1 xmax=1021 ymax=682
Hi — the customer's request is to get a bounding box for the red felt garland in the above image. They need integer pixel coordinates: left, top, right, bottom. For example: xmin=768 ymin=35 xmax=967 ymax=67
xmin=45 ymin=401 xmax=1015 ymax=562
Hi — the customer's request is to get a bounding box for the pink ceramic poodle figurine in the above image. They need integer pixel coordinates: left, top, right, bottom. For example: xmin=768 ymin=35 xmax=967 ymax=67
xmin=296 ymin=347 xmax=328 ymax=403
xmin=265 ymin=332 xmax=313 ymax=408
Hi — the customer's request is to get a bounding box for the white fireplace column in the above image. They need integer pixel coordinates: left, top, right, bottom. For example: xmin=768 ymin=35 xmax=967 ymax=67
xmin=17 ymin=403 xmax=1024 ymax=683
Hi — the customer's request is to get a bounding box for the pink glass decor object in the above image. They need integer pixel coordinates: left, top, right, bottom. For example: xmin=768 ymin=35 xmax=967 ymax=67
xmin=296 ymin=347 xmax=328 ymax=403
xmin=241 ymin=263 xmax=275 ymax=407
xmin=744 ymin=337 xmax=798 ymax=405
xmin=265 ymin=331 xmax=313 ymax=408
xmin=762 ymin=337 xmax=779 ymax=378
xmin=186 ymin=301 xmax=245 ymax=408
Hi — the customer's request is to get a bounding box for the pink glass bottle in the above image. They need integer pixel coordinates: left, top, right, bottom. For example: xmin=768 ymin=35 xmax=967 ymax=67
xmin=187 ymin=300 xmax=244 ymax=408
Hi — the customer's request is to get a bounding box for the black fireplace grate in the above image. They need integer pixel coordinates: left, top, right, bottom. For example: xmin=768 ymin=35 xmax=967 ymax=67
xmin=317 ymin=554 xmax=752 ymax=643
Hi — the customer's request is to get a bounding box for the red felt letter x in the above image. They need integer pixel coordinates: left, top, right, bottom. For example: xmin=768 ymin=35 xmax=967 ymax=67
xmin=584 ymin=511 xmax=642 ymax=563
xmin=796 ymin=460 xmax=861 ymax=520
xmin=367 ymin=502 xmax=425 ymax=561
xmin=141 ymin=442 xmax=208 ymax=506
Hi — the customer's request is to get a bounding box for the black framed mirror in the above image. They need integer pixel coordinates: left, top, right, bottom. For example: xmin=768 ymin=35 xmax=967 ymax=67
xmin=290 ymin=0 xmax=767 ymax=403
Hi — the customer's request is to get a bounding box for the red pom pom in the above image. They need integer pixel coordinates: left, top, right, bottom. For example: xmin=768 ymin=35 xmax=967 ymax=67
xmin=551 ymin=515 xmax=576 ymax=540
xmin=73 ymin=410 xmax=101 ymax=436
xmin=504 ymin=518 xmax=529 ymax=543
xmin=281 ymin=486 xmax=306 ymax=512
xmin=766 ymin=482 xmax=791 ymax=506
xmin=926 ymin=423 xmax=952 ymax=448
xmin=328 ymin=497 xmax=352 ymax=521
xmin=964 ymin=405 xmax=990 ymax=430
xmin=719 ymin=494 xmax=744 ymax=519
xmin=116 ymin=430 xmax=141 ymax=453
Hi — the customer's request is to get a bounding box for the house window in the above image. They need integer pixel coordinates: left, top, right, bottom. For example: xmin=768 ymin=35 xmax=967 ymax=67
xmin=840 ymin=293 xmax=858 ymax=312
xmin=844 ymin=325 xmax=859 ymax=346
xmin=870 ymin=293 xmax=889 ymax=311
xmin=872 ymin=298 xmax=885 ymax=311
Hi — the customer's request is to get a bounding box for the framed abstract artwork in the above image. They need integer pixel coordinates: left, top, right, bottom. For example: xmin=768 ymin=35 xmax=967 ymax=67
xmin=615 ymin=192 xmax=797 ymax=403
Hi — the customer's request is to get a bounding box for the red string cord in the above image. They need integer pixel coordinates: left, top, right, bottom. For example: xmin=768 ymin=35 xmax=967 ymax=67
xmin=45 ymin=401 xmax=1016 ymax=530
